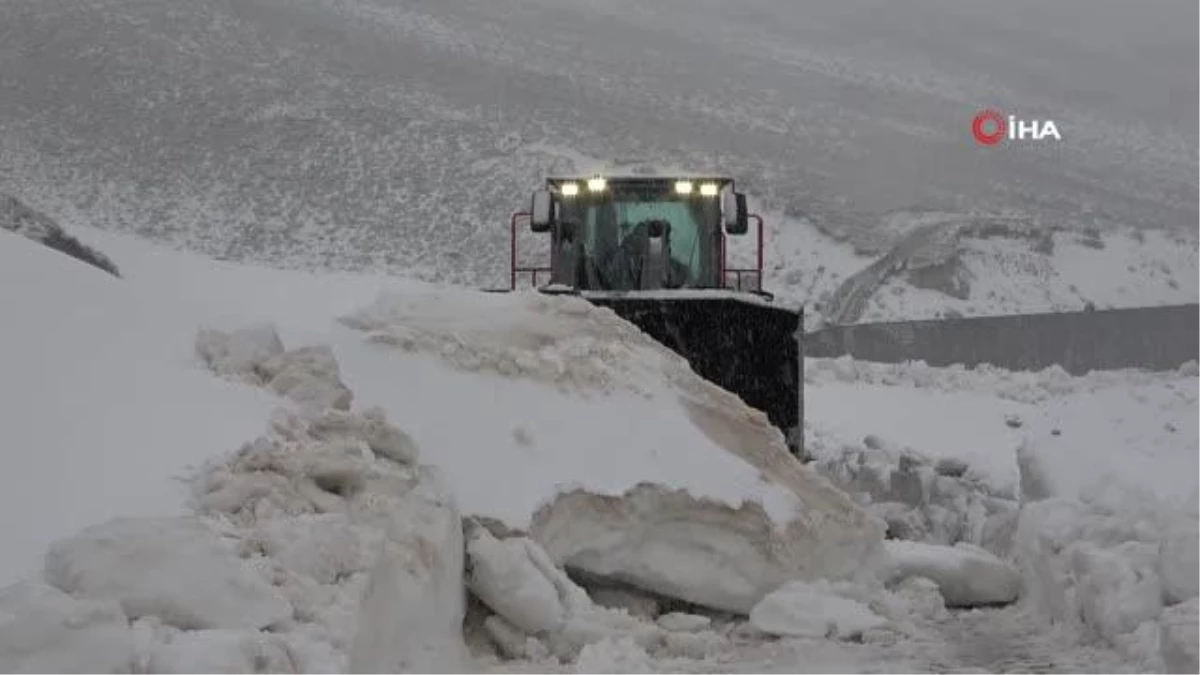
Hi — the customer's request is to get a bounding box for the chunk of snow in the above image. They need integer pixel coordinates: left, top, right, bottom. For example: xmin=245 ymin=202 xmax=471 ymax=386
xmin=749 ymin=580 xmax=888 ymax=639
xmin=347 ymin=476 xmax=468 ymax=674
xmin=43 ymin=516 xmax=292 ymax=630
xmin=195 ymin=322 xmax=285 ymax=384
xmin=1159 ymin=598 xmax=1199 ymax=674
xmin=655 ymin=612 xmax=711 ymax=633
xmin=146 ymin=629 xmax=297 ymax=674
xmin=1072 ymin=541 xmax=1164 ymax=641
xmin=251 ymin=513 xmax=375 ymax=585
xmin=573 ymin=636 xmax=653 ymax=674
xmin=882 ymin=540 xmax=1021 ymax=607
xmin=589 ymin=587 xmax=660 ymax=621
xmin=259 ymin=345 xmax=354 ymax=413
xmin=0 ymin=581 xmax=134 ymax=673
xmin=1159 ymin=510 xmax=1199 ymax=605
xmin=465 ymin=526 xmax=590 ymax=635
xmin=534 ymin=483 xmax=884 ymax=615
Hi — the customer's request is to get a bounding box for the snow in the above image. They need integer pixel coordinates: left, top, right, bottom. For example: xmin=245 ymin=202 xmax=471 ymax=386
xmin=805 ymin=354 xmax=1199 ymax=669
xmin=1 ymin=215 xmax=1194 ymax=672
xmin=70 ymin=226 xmax=806 ymax=532
xmin=43 ymin=517 xmax=292 ymax=631
xmin=881 ymin=540 xmax=1022 ymax=608
xmin=806 ymin=356 xmax=1199 ymax=502
xmin=1159 ymin=511 xmax=1200 ymax=605
xmin=347 ymin=473 xmax=469 ymax=674
xmin=1159 ymin=599 xmax=1199 ymax=674
xmin=0 ymin=581 xmax=134 ymax=673
xmin=0 ymin=231 xmax=279 ymax=586
xmin=0 ymin=225 xmax=880 ymax=671
xmin=1 ymin=0 xmax=1195 ymax=312
xmin=748 ymin=580 xmax=888 ymax=639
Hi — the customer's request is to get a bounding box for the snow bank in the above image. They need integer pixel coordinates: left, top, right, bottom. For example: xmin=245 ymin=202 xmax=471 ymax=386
xmin=807 ymin=355 xmax=1197 ymax=667
xmin=807 ymin=356 xmax=1199 ymax=502
xmin=0 ymin=230 xmax=278 ymax=586
xmin=1013 ymin=483 xmax=1199 ymax=670
xmin=338 ymin=290 xmax=886 ymax=613
xmin=338 ymin=290 xmax=807 ymax=528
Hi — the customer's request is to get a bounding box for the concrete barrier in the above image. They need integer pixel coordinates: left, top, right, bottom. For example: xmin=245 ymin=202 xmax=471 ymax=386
xmin=806 ymin=304 xmax=1199 ymax=375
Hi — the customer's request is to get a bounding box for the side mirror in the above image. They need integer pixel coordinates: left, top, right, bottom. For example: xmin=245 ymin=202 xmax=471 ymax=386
xmin=724 ymin=191 xmax=749 ymax=235
xmin=530 ymin=189 xmax=554 ymax=233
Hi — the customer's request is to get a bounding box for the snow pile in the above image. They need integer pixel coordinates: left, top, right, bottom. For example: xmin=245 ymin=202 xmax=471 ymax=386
xmin=1013 ymin=480 xmax=1200 ymax=671
xmin=340 ymin=290 xmax=672 ymax=397
xmin=340 ymin=290 xmax=888 ymax=615
xmin=813 ymin=439 xmax=1017 ymax=549
xmin=805 ymin=352 xmax=1198 ymax=668
xmin=806 ymin=356 xmax=1199 ymax=501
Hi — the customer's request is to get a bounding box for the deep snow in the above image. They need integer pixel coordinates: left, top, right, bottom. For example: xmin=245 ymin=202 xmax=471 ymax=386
xmin=3 ymin=225 xmax=1196 ymax=672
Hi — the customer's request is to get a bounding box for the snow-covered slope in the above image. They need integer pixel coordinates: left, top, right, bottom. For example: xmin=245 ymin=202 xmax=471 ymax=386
xmin=0 ymin=232 xmax=278 ymax=584
xmin=4 ymin=226 xmax=1195 ymax=672
xmin=759 ymin=210 xmax=1198 ymax=326
xmin=1 ymin=0 xmax=1195 ymax=290
xmin=0 ymin=224 xmax=875 ymax=589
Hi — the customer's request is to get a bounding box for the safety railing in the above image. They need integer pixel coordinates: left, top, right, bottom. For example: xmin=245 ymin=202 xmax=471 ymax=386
xmin=509 ymin=211 xmax=552 ymax=290
xmin=720 ymin=214 xmax=764 ymax=292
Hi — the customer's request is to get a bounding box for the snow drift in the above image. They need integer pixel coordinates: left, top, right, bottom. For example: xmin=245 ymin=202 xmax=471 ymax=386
xmin=339 ymin=290 xmax=887 ymax=612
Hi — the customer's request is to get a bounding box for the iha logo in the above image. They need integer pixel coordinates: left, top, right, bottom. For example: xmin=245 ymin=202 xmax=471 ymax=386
xmin=971 ymin=109 xmax=1062 ymax=146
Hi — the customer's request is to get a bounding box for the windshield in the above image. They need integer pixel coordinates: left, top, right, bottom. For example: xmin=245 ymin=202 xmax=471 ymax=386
xmin=558 ymin=184 xmax=718 ymax=290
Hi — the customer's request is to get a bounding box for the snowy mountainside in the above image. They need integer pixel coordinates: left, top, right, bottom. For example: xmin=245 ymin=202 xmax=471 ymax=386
xmin=1 ymin=0 xmax=1196 ymax=289
xmin=1 ymin=192 xmax=120 ymax=277
xmin=756 ymin=206 xmax=1197 ymax=325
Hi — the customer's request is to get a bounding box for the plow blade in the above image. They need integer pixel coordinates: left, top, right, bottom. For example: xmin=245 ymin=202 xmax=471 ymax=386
xmin=582 ymin=293 xmax=804 ymax=457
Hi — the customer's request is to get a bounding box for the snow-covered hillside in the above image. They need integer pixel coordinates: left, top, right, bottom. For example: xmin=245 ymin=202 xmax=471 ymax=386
xmin=756 ymin=207 xmax=1198 ymax=325
xmin=2 ymin=227 xmax=1195 ymax=672
xmin=1 ymin=0 xmax=1196 ymax=293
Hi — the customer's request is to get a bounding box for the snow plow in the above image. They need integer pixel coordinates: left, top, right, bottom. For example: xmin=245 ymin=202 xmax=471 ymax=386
xmin=505 ymin=175 xmax=805 ymax=457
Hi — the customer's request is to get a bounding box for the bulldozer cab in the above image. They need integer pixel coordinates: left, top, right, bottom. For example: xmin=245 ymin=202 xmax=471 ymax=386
xmin=515 ymin=176 xmax=763 ymax=294
xmin=506 ymin=175 xmax=805 ymax=459
xmin=555 ymin=178 xmax=718 ymax=290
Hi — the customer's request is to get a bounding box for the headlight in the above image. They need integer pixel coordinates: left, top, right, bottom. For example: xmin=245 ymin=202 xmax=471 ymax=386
xmin=674 ymin=180 xmax=694 ymax=195
xmin=699 ymin=183 xmax=719 ymax=196
xmin=587 ymin=177 xmax=607 ymax=192
xmin=560 ymin=182 xmax=579 ymax=196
